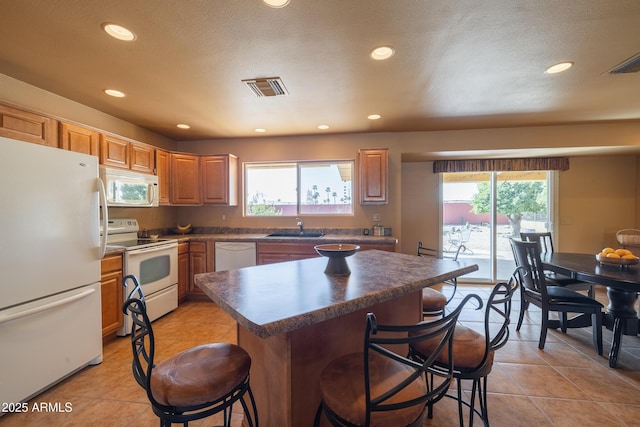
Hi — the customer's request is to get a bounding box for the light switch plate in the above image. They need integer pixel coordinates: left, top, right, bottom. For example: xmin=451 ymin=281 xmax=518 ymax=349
xmin=372 ymin=213 xmax=381 ymax=222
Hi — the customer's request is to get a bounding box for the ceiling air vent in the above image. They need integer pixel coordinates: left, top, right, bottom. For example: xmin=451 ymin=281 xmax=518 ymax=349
xmin=608 ymin=52 xmax=640 ymax=74
xmin=242 ymin=77 xmax=288 ymax=97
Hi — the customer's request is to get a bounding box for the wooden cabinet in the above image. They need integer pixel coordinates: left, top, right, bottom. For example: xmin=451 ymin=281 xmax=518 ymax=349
xmin=201 ymin=154 xmax=238 ymax=205
xmin=189 ymin=241 xmax=214 ymax=296
xmin=0 ymin=103 xmax=58 ymax=147
xmin=257 ymin=243 xmax=320 ymax=265
xmin=258 ymin=241 xmax=395 ymax=265
xmin=130 ymin=141 xmax=155 ymax=173
xmin=156 ymin=149 xmax=170 ymax=205
xmin=171 ymin=152 xmax=201 ymax=205
xmin=100 ymin=134 xmax=129 ymax=168
xmin=100 ymin=254 xmax=124 ymax=338
xmin=178 ymin=242 xmax=190 ymax=301
xmin=59 ymin=122 xmax=99 ymax=155
xmin=100 ymin=134 xmax=155 ymax=174
xmin=359 ymin=148 xmax=388 ymax=204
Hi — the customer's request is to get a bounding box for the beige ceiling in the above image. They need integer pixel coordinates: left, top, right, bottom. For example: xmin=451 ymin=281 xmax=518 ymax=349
xmin=1 ymin=0 xmax=639 ymax=142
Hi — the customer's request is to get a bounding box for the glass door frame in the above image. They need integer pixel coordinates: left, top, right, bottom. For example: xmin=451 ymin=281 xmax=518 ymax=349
xmin=438 ymin=170 xmax=558 ymax=283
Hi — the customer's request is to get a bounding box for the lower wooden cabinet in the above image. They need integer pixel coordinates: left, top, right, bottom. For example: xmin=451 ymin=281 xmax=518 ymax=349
xmin=178 ymin=242 xmax=190 ymax=301
xmin=189 ymin=241 xmax=214 ymax=297
xmin=100 ymin=254 xmax=123 ymax=338
xmin=257 ymin=242 xmax=395 ymax=265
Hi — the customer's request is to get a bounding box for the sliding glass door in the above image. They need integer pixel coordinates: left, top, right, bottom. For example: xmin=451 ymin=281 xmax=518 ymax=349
xmin=441 ymin=171 xmax=553 ymax=282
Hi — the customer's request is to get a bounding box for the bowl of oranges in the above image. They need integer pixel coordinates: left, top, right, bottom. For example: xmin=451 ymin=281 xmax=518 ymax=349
xmin=596 ymin=247 xmax=639 ymax=267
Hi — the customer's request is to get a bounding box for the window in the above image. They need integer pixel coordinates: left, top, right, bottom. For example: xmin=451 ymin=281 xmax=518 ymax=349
xmin=245 ymin=161 xmax=354 ymax=216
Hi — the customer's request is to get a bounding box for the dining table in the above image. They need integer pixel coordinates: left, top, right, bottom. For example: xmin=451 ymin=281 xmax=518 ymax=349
xmin=195 ymin=249 xmax=478 ymax=427
xmin=541 ymin=252 xmax=640 ymax=368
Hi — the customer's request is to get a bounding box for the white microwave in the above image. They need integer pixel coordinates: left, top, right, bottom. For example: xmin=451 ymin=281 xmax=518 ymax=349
xmin=99 ymin=166 xmax=159 ymax=207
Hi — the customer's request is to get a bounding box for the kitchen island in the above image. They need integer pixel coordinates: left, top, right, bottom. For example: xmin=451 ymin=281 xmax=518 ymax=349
xmin=195 ymin=249 xmax=478 ymax=426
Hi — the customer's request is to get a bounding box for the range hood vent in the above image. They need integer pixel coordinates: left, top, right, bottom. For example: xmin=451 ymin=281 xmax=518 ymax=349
xmin=608 ymin=52 xmax=640 ymax=74
xmin=242 ymin=77 xmax=289 ymax=97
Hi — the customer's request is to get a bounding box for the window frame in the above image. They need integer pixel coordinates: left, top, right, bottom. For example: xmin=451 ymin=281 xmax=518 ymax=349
xmin=244 ymin=159 xmax=355 ymax=217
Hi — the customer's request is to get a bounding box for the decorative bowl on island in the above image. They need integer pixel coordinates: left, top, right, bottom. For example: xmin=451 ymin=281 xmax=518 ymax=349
xmin=314 ymin=244 xmax=360 ymax=276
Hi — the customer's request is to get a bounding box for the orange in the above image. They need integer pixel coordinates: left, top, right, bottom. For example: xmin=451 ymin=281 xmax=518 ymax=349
xmin=606 ymin=253 xmax=621 ymax=258
xmin=622 ymin=254 xmax=637 ymax=260
xmin=615 ymin=248 xmax=631 ymax=256
xmin=601 ymin=247 xmax=615 ymax=254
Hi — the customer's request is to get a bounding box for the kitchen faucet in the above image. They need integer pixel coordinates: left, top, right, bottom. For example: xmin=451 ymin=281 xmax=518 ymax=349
xmin=296 ymin=217 xmax=304 ymax=234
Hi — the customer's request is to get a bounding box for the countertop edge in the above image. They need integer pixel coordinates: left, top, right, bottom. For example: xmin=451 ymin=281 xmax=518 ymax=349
xmin=195 ymin=253 xmax=478 ymax=338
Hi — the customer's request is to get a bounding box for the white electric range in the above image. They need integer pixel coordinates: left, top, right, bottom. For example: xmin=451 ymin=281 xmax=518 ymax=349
xmin=105 ymin=219 xmax=178 ymax=335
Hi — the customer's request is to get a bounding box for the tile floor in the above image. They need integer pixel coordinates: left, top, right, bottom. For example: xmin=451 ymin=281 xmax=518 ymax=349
xmin=1 ymin=285 xmax=639 ymax=427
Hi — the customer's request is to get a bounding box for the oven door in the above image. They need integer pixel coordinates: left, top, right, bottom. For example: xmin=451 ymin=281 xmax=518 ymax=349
xmin=119 ymin=242 xmax=178 ymax=335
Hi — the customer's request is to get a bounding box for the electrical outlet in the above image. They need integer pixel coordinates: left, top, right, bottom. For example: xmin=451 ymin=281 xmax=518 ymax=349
xmin=372 ymin=213 xmax=381 ymax=222
xmin=221 ymin=214 xmax=227 ymax=221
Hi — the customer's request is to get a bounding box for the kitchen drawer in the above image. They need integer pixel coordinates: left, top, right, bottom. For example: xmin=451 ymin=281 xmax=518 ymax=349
xmin=101 ymin=254 xmax=123 ymax=273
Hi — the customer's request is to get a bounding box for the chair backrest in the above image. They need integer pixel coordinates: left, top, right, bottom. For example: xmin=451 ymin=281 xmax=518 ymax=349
xmin=459 ymin=226 xmax=472 ymax=243
xmin=364 ymin=294 xmax=481 ymax=425
xmin=121 ymin=275 xmax=161 ymax=408
xmin=417 ymin=240 xmax=465 ymax=261
xmin=484 ymin=277 xmax=518 ymax=354
xmin=520 ymin=231 xmax=555 ymax=254
xmin=509 ymin=238 xmax=549 ymax=299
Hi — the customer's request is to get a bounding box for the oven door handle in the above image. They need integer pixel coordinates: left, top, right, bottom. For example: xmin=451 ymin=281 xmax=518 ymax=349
xmin=127 ymin=243 xmax=177 ymax=255
xmin=97 ymin=177 xmax=108 ymax=259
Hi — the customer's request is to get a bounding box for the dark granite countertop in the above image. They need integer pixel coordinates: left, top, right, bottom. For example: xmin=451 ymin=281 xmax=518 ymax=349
xmin=195 ymin=249 xmax=478 ymax=338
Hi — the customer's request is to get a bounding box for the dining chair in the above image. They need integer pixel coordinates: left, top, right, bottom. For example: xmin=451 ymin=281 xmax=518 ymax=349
xmin=510 ymin=239 xmax=603 ymax=355
xmin=409 ymin=278 xmax=518 ymax=427
xmin=121 ymin=275 xmax=259 ymax=427
xmin=417 ymin=241 xmax=467 ymax=317
xmin=520 ymin=231 xmax=594 ymax=297
xmin=313 ymin=294 xmax=482 ymax=427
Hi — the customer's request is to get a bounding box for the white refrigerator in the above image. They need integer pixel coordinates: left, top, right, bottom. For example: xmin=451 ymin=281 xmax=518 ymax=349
xmin=0 ymin=136 xmax=106 ymax=406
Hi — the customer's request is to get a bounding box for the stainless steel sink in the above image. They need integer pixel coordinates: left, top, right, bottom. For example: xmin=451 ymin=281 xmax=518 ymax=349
xmin=265 ymin=232 xmax=324 ymax=238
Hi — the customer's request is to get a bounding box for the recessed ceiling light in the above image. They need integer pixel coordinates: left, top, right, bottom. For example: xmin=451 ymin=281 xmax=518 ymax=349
xmin=104 ymin=89 xmax=126 ymax=98
xmin=545 ymin=62 xmax=574 ymax=74
xmin=317 ymin=124 xmax=330 ymax=130
xmin=263 ymin=0 xmax=290 ymax=8
xmin=254 ymin=128 xmax=267 ymax=133
xmin=177 ymin=124 xmax=190 ymax=129
xmin=367 ymin=114 xmax=381 ymax=120
xmin=370 ymin=46 xmax=395 ymax=61
xmin=102 ymin=23 xmax=136 ymax=41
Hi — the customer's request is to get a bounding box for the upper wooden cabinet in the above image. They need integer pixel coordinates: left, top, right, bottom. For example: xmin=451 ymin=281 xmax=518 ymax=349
xmin=156 ymin=149 xmax=170 ymax=205
xmin=59 ymin=122 xmax=99 ymax=156
xmin=0 ymin=103 xmax=58 ymax=147
xmin=100 ymin=134 xmax=155 ymax=174
xmin=359 ymin=148 xmax=388 ymax=204
xmin=130 ymin=141 xmax=155 ymax=173
xmin=170 ymin=152 xmax=201 ymax=205
xmin=201 ymin=154 xmax=238 ymax=205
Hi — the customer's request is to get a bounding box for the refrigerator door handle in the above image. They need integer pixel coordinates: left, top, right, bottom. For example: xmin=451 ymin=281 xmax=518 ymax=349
xmin=97 ymin=177 xmax=108 ymax=259
xmin=0 ymin=287 xmax=97 ymax=325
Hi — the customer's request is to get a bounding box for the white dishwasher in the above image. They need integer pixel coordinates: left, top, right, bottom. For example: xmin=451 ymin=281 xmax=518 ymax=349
xmin=215 ymin=242 xmax=257 ymax=271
